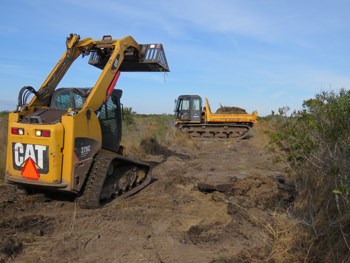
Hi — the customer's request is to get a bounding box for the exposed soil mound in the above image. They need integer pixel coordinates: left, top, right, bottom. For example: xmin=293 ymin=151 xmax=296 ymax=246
xmin=227 ymin=174 xmax=295 ymax=210
xmin=215 ymin=105 xmax=247 ymax=114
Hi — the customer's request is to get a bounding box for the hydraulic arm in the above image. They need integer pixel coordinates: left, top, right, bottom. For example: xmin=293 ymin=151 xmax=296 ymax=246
xmin=23 ymin=34 xmax=169 ymax=111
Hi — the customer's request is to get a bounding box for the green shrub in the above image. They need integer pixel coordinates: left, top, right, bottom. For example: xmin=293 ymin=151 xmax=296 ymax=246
xmin=122 ymin=107 xmax=136 ymax=126
xmin=269 ymin=89 xmax=350 ymax=262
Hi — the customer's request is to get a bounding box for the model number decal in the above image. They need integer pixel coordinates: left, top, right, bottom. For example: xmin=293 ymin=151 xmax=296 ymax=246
xmin=111 ymin=54 xmax=120 ymax=70
xmin=74 ymin=137 xmax=98 ymax=161
xmin=81 ymin=145 xmax=91 ymax=155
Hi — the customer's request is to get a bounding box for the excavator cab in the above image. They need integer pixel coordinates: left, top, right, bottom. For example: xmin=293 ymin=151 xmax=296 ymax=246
xmin=175 ymin=95 xmax=202 ymax=123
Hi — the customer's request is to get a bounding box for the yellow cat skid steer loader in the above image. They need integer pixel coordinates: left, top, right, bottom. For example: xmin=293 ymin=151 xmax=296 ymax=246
xmin=5 ymin=34 xmax=169 ymax=208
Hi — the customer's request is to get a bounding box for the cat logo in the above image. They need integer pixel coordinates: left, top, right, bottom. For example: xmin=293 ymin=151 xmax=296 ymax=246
xmin=111 ymin=54 xmax=120 ymax=70
xmin=12 ymin=143 xmax=49 ymax=174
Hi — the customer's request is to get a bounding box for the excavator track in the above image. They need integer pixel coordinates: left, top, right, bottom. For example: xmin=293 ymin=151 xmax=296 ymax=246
xmin=178 ymin=124 xmax=251 ymax=140
xmin=78 ymin=151 xmax=151 ymax=209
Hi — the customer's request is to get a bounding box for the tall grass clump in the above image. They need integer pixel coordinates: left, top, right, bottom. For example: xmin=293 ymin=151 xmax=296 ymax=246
xmin=121 ymin=113 xmax=182 ymax=157
xmin=0 ymin=112 xmax=9 ymax=182
xmin=269 ymin=89 xmax=350 ymax=262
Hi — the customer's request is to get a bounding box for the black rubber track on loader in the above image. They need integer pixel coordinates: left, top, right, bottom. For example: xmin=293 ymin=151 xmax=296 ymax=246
xmin=78 ymin=152 xmax=151 ymax=209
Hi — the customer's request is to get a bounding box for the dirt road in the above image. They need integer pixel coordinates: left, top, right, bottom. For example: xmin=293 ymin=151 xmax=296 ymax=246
xmin=0 ymin=124 xmax=294 ymax=263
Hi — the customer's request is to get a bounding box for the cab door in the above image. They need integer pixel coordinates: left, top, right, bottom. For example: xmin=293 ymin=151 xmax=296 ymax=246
xmin=176 ymin=96 xmax=202 ymax=123
xmin=177 ymin=98 xmax=191 ymax=120
xmin=190 ymin=97 xmax=201 ymax=122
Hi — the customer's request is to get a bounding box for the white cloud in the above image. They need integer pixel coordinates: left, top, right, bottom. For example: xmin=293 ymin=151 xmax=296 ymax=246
xmin=159 ymin=0 xmax=350 ymax=45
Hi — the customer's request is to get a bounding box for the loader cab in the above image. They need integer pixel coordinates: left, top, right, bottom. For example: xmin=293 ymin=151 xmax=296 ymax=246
xmin=51 ymin=88 xmax=123 ymax=153
xmin=175 ymin=95 xmax=202 ymax=123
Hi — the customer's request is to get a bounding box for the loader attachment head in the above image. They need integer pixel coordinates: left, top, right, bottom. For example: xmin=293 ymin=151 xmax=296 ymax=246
xmin=88 ymin=43 xmax=169 ymax=72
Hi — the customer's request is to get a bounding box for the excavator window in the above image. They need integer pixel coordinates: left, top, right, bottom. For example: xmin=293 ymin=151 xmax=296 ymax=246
xmin=193 ymin=99 xmax=200 ymax=111
xmin=180 ymin=99 xmax=190 ymax=111
xmin=176 ymin=98 xmax=190 ymax=120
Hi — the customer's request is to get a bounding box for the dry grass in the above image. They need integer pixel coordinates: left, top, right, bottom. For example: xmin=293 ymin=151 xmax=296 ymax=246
xmin=251 ymin=120 xmax=274 ymax=149
xmin=121 ymin=114 xmax=194 ymax=158
xmin=264 ymin=212 xmax=309 ymax=262
xmin=228 ymin=200 xmax=308 ymax=262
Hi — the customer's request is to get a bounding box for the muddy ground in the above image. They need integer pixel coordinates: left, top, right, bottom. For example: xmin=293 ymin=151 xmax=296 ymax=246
xmin=0 ymin=125 xmax=295 ymax=263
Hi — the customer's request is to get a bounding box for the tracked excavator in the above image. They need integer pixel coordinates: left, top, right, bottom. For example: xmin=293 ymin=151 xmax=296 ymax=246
xmin=5 ymin=34 xmax=169 ymax=208
xmin=174 ymin=95 xmax=258 ymax=139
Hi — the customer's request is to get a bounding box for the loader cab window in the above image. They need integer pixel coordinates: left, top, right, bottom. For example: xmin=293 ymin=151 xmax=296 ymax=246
xmin=73 ymin=93 xmax=84 ymax=109
xmin=52 ymin=88 xmax=88 ymax=110
xmin=99 ymin=99 xmax=116 ymax=120
xmin=53 ymin=90 xmax=71 ymax=110
xmin=98 ymin=90 xmax=122 ymax=153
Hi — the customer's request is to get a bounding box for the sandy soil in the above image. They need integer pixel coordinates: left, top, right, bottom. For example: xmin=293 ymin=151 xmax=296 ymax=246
xmin=0 ymin=125 xmax=295 ymax=263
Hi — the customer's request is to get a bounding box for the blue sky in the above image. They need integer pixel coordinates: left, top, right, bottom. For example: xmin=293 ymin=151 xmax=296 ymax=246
xmin=1 ymin=0 xmax=350 ymax=116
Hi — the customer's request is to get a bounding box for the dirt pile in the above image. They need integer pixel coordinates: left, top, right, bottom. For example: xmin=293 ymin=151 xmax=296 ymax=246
xmin=215 ymin=106 xmax=247 ymax=114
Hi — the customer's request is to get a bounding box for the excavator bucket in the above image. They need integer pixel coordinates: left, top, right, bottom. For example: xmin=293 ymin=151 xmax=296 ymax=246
xmin=89 ymin=43 xmax=169 ymax=72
